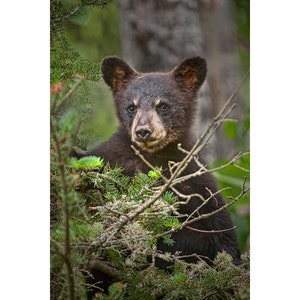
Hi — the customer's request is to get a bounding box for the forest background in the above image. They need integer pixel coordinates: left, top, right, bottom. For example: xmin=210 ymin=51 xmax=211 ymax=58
xmin=52 ymin=0 xmax=251 ymax=245
xmin=1 ymin=0 xmax=299 ymax=295
xmin=50 ymin=1 xmax=250 ymax=299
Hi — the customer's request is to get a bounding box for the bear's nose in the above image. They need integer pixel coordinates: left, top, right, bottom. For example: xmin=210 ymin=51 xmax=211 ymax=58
xmin=135 ymin=125 xmax=152 ymax=140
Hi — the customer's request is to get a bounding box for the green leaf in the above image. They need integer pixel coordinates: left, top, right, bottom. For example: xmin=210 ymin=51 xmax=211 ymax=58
xmin=173 ymin=272 xmax=187 ymax=284
xmin=148 ymin=167 xmax=161 ymax=179
xmin=163 ymin=217 xmax=180 ymax=229
xmin=68 ymin=156 xmax=104 ymax=169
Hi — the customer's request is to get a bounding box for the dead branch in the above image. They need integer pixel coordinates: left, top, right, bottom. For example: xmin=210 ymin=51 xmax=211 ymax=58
xmin=88 ymin=259 xmax=121 ymax=279
xmin=186 ymin=225 xmax=237 ymax=234
xmin=155 ymin=177 xmax=249 ymax=239
xmin=171 ymin=152 xmax=249 ymax=187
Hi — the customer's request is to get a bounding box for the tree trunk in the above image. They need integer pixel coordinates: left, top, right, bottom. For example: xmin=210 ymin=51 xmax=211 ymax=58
xmin=198 ymin=0 xmax=243 ymax=160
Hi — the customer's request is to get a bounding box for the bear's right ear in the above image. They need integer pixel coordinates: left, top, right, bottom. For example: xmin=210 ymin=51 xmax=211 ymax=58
xmin=101 ymin=56 xmax=138 ymax=92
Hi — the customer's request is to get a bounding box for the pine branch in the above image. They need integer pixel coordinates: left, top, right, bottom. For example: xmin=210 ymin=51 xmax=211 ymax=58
xmin=50 ymin=117 xmax=75 ymax=300
xmin=51 ymin=0 xmax=113 ymax=24
xmin=50 ymin=77 xmax=90 ymax=299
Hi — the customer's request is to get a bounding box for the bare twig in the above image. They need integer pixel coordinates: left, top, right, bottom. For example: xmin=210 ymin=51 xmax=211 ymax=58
xmin=155 ymin=177 xmax=249 ymax=239
xmin=186 ymin=225 xmax=237 ymax=234
xmin=171 ymin=152 xmax=248 ymax=186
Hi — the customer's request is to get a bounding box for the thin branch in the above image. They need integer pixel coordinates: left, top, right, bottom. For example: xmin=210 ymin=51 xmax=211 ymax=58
xmin=186 ymin=225 xmax=237 ymax=234
xmin=170 ymin=152 xmax=247 ymax=187
xmin=183 ymin=187 xmax=231 ymax=222
xmin=233 ymin=162 xmax=250 ymax=172
xmin=50 ymin=117 xmax=75 ymax=300
xmin=155 ymin=178 xmax=249 ymax=239
xmin=130 ymin=145 xmax=168 ymax=182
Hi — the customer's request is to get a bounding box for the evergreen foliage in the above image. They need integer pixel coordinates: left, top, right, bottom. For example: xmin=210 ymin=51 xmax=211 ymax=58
xmin=51 ymin=78 xmax=250 ymax=299
xmin=50 ymin=0 xmax=114 ymax=83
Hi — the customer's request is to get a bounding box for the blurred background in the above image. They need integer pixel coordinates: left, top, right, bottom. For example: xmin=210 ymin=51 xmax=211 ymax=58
xmin=51 ymin=0 xmax=250 ymax=253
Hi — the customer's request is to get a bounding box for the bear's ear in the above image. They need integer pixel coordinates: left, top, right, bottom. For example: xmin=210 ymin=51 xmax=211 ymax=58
xmin=101 ymin=56 xmax=138 ymax=92
xmin=172 ymin=56 xmax=207 ymax=91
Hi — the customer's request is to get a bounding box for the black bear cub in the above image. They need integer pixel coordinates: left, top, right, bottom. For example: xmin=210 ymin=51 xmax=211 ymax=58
xmin=76 ymin=56 xmax=241 ymax=295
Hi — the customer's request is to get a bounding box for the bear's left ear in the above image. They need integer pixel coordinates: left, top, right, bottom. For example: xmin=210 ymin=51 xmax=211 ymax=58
xmin=101 ymin=56 xmax=138 ymax=92
xmin=172 ymin=56 xmax=207 ymax=91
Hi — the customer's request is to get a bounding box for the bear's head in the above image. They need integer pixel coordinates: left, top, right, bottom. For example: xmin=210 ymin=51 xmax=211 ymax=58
xmin=101 ymin=56 xmax=207 ymax=153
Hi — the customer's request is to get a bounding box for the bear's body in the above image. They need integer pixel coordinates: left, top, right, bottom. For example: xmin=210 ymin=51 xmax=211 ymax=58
xmin=76 ymin=56 xmax=241 ymax=296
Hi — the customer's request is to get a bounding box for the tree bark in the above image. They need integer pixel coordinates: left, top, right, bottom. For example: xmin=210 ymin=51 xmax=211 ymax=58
xmin=198 ymin=0 xmax=243 ymax=159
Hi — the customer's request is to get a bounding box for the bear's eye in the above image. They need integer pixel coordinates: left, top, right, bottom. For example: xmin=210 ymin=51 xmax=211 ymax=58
xmin=158 ymin=102 xmax=170 ymax=112
xmin=127 ymin=105 xmax=137 ymax=114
